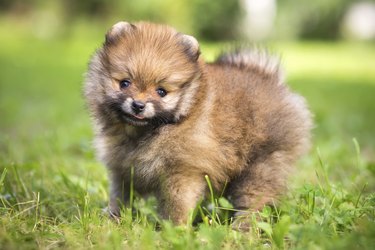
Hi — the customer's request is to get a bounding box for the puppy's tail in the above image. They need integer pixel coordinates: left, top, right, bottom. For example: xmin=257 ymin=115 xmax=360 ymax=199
xmin=215 ymin=48 xmax=284 ymax=81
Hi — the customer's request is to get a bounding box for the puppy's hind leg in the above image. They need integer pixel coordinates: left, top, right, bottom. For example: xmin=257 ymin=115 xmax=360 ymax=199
xmin=227 ymin=152 xmax=292 ymax=228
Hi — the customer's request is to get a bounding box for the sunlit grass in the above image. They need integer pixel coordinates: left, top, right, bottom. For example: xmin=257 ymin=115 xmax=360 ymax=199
xmin=0 ymin=20 xmax=375 ymax=249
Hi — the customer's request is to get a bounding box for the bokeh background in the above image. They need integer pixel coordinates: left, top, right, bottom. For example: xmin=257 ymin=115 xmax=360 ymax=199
xmin=0 ymin=0 xmax=375 ymax=248
xmin=2 ymin=0 xmax=375 ymax=41
xmin=1 ymin=0 xmax=374 ymax=179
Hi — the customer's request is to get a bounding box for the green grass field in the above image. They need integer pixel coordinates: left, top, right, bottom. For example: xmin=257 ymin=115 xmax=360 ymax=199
xmin=0 ymin=21 xmax=375 ymax=249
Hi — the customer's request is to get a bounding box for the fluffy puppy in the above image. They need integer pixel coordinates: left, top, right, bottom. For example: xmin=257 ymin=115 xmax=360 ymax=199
xmin=84 ymin=21 xmax=312 ymax=224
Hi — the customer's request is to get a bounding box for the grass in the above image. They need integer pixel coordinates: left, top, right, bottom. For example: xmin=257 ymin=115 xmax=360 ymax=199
xmin=0 ymin=20 xmax=375 ymax=249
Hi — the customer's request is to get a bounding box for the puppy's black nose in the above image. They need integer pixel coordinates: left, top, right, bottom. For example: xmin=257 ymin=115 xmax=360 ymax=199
xmin=132 ymin=100 xmax=145 ymax=114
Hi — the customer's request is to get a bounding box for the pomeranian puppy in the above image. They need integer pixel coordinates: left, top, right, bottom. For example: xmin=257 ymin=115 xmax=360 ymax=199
xmin=84 ymin=21 xmax=312 ymax=224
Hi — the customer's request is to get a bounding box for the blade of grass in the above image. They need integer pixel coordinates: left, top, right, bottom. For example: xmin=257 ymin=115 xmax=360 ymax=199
xmin=316 ymin=148 xmax=331 ymax=194
xmin=353 ymin=138 xmax=361 ymax=169
xmin=0 ymin=167 xmax=8 ymax=208
xmin=32 ymin=191 xmax=40 ymax=232
xmin=11 ymin=164 xmax=31 ymax=200
xmin=355 ymin=183 xmax=368 ymax=208
xmin=205 ymin=175 xmax=217 ymax=224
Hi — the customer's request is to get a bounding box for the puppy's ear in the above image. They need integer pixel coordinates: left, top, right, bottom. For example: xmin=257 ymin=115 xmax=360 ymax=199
xmin=180 ymin=34 xmax=200 ymax=61
xmin=105 ymin=21 xmax=135 ymax=45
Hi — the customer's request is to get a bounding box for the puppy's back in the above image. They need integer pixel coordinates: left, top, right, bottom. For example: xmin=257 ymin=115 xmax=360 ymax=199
xmin=207 ymin=49 xmax=312 ymax=164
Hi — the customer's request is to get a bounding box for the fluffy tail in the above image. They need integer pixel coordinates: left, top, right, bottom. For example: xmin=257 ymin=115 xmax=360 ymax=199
xmin=215 ymin=48 xmax=284 ymax=82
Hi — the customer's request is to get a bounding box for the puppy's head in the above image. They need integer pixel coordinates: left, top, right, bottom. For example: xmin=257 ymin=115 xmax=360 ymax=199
xmin=85 ymin=21 xmax=202 ymax=127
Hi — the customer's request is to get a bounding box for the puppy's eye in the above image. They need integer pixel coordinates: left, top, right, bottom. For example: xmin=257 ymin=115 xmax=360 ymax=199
xmin=156 ymin=87 xmax=167 ymax=97
xmin=119 ymin=79 xmax=131 ymax=89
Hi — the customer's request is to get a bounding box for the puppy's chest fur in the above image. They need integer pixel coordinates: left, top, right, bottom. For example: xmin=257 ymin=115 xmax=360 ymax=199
xmin=100 ymin=127 xmax=169 ymax=183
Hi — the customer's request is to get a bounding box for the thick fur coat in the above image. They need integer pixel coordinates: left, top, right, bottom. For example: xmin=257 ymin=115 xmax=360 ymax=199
xmin=84 ymin=21 xmax=312 ymax=224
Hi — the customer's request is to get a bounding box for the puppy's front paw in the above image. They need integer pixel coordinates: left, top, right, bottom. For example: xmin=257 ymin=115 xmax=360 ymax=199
xmin=102 ymin=206 xmax=121 ymax=223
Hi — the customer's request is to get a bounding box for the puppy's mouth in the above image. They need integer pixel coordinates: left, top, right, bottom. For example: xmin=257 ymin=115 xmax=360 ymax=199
xmin=121 ymin=112 xmax=150 ymax=126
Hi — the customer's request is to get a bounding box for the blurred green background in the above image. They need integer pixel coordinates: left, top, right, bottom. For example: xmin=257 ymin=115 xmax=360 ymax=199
xmin=1 ymin=0 xmax=375 ymax=41
xmin=0 ymin=0 xmax=374 ymax=187
xmin=1 ymin=0 xmax=374 ymax=174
